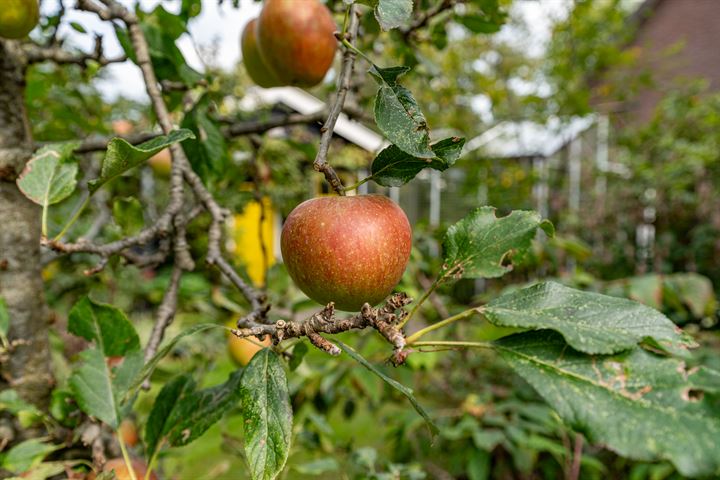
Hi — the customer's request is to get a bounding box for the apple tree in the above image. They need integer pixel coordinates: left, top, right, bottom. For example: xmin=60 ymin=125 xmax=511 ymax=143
xmin=0 ymin=0 xmax=719 ymax=479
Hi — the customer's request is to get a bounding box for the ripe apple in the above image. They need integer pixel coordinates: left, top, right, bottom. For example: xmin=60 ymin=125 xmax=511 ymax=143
xmin=0 ymin=0 xmax=39 ymax=39
xmin=241 ymin=18 xmax=282 ymax=88
xmin=257 ymin=0 xmax=337 ymax=87
xmin=281 ymin=195 xmax=412 ymax=311
xmin=227 ymin=323 xmax=272 ymax=366
xmin=102 ymin=458 xmax=157 ymax=480
xmin=147 ymin=148 xmax=171 ymax=176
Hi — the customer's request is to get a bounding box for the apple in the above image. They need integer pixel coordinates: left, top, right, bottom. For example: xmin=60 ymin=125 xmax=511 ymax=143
xmin=228 ymin=331 xmax=272 ymax=367
xmin=256 ymin=0 xmax=337 ymax=87
xmin=111 ymin=119 xmax=134 ymax=136
xmin=241 ymin=18 xmax=282 ymax=88
xmin=280 ymin=195 xmax=412 ymax=311
xmin=118 ymin=419 xmax=139 ymax=448
xmin=102 ymin=458 xmax=157 ymax=480
xmin=0 ymin=0 xmax=39 ymax=39
xmin=147 ymin=148 xmax=171 ymax=177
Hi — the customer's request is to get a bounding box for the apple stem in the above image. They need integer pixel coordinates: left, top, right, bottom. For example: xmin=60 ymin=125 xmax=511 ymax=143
xmin=53 ymin=194 xmax=90 ymax=241
xmin=411 ymin=340 xmax=494 ymax=350
xmin=117 ymin=428 xmax=138 ymax=480
xmin=405 ymin=307 xmax=484 ymax=344
xmin=342 ymin=175 xmax=372 ymax=193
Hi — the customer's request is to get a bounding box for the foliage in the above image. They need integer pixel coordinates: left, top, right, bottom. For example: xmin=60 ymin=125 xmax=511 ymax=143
xmin=3 ymin=0 xmax=719 ymax=479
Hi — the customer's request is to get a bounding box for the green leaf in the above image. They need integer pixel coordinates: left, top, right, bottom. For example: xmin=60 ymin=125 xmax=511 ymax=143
xmin=442 ymin=207 xmax=553 ymax=280
xmin=371 ymin=137 xmax=465 ymax=187
xmin=456 ymin=14 xmax=503 ymax=33
xmin=374 ymin=0 xmax=413 ymax=30
xmin=124 ymin=323 xmax=219 ymax=398
xmin=112 ymin=197 xmax=144 ymax=236
xmin=337 ymin=341 xmax=438 ymax=434
xmin=241 ymin=349 xmax=293 ymax=480
xmin=369 ymin=65 xmax=434 ymax=158
xmin=0 ymin=297 xmax=8 ymax=340
xmin=496 ymin=330 xmax=720 ymax=478
xmin=87 ymin=129 xmax=194 ymax=194
xmin=69 ymin=21 xmax=87 ymax=33
xmin=180 ymin=96 xmax=228 ymax=182
xmin=166 ymin=371 xmax=244 ymax=447
xmin=69 ymin=348 xmax=119 ymax=428
xmin=0 ymin=389 xmax=43 ymax=427
xmin=16 ymin=142 xmax=79 ymax=206
xmin=6 ymin=460 xmax=81 ymax=480
xmin=289 ymin=341 xmax=308 ymax=371
xmin=68 ymin=297 xmax=140 ymax=356
xmin=1 ymin=438 xmax=60 ymax=474
xmin=145 ymin=374 xmax=195 ymax=459
xmin=484 ymin=282 xmax=694 ymax=356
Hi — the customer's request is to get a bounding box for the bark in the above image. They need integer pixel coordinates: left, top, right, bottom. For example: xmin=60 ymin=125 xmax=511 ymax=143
xmin=0 ymin=40 xmax=52 ymax=408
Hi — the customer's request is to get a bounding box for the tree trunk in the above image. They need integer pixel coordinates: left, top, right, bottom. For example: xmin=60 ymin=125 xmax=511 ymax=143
xmin=0 ymin=40 xmax=52 ymax=408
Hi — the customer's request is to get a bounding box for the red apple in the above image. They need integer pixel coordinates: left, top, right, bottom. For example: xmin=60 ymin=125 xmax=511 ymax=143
xmin=257 ymin=0 xmax=337 ymax=87
xmin=102 ymin=458 xmax=157 ymax=480
xmin=241 ymin=18 xmax=282 ymax=88
xmin=281 ymin=195 xmax=412 ymax=311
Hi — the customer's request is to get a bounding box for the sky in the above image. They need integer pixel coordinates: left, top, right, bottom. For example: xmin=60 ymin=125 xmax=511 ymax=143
xmin=40 ymin=0 xmax=571 ymax=102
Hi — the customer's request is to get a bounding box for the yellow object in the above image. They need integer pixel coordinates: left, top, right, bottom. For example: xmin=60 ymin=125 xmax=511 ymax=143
xmin=0 ymin=0 xmax=39 ymax=39
xmin=230 ymin=197 xmax=275 ymax=286
xmin=226 ymin=321 xmax=272 ymax=366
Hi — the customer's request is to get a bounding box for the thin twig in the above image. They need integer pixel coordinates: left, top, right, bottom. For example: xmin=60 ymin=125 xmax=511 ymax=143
xmin=144 ymin=262 xmax=183 ymax=361
xmin=313 ymin=4 xmax=361 ymax=195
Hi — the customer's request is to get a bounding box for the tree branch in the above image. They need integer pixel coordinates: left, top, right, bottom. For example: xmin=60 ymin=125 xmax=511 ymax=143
xmin=232 ymin=293 xmax=412 ymax=355
xmin=24 ymin=35 xmax=126 ymax=67
xmin=313 ymin=5 xmax=361 ymax=195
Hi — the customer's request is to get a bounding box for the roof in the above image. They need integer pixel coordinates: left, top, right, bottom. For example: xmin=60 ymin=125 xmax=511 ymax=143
xmin=464 ymin=116 xmax=595 ymax=159
xmin=238 ymin=86 xmax=386 ymax=153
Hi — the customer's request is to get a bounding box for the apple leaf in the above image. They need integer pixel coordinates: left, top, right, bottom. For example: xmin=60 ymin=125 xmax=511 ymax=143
xmin=369 ymin=65 xmax=434 ymax=159
xmin=0 ymin=438 xmax=62 ymax=474
xmin=87 ymin=129 xmax=194 ymax=194
xmin=241 ymin=349 xmax=293 ymax=480
xmin=442 ymin=207 xmax=553 ymax=280
xmin=484 ymin=282 xmax=695 ymax=356
xmin=371 ymin=136 xmax=465 ymax=187
xmin=68 ymin=297 xmax=140 ymax=357
xmin=375 ymin=0 xmax=413 ymax=30
xmin=337 ymin=340 xmax=438 ymax=435
xmin=180 ymin=96 xmax=228 ymax=181
xmin=145 ymin=371 xmax=243 ymax=457
xmin=145 ymin=374 xmax=195 ymax=459
xmin=16 ymin=142 xmax=79 ymax=207
xmin=69 ymin=348 xmax=120 ymax=428
xmin=496 ymin=330 xmax=720 ymax=478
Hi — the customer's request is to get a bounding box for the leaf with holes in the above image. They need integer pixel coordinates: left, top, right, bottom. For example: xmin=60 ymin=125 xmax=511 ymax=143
xmin=241 ymin=349 xmax=293 ymax=480
xmin=87 ymin=129 xmax=194 ymax=194
xmin=483 ymin=282 xmax=695 ymax=356
xmin=370 ymin=65 xmax=434 ymax=159
xmin=441 ymin=207 xmax=553 ymax=280
xmin=16 ymin=142 xmax=79 ymax=207
xmin=371 ymin=137 xmax=465 ymax=187
xmin=495 ymin=330 xmax=720 ymax=478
